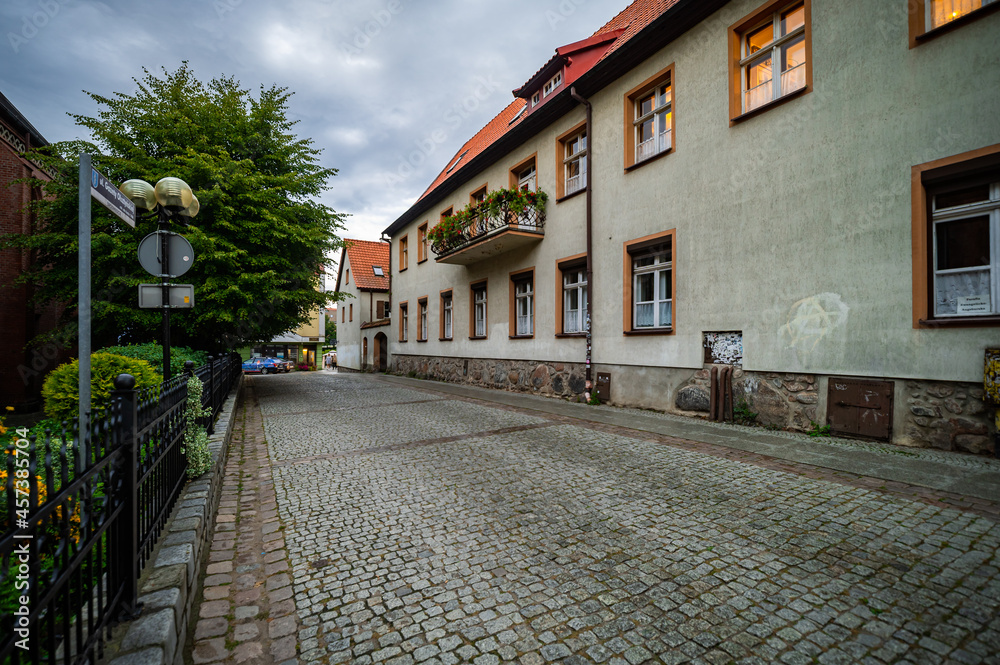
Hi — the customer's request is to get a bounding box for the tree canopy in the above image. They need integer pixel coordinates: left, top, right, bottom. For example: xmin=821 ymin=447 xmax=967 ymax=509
xmin=4 ymin=63 xmax=344 ymax=352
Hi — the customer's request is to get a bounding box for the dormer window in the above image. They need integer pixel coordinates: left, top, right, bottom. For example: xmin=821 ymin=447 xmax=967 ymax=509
xmin=532 ymin=92 xmax=540 ymax=105
xmin=543 ymin=71 xmax=562 ymax=97
xmin=373 ymin=266 xmax=384 ymax=277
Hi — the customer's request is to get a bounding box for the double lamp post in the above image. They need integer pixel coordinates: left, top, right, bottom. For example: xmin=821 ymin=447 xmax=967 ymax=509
xmin=119 ymin=177 xmax=200 ymax=380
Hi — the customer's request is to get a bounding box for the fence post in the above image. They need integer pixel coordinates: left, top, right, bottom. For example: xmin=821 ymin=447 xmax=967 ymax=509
xmin=112 ymin=373 xmax=143 ymax=620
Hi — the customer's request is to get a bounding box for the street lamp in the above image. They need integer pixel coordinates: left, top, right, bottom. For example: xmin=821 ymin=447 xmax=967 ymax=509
xmin=119 ymin=177 xmax=199 ymax=379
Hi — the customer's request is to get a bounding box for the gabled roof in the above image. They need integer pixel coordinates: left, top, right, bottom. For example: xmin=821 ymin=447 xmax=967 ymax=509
xmin=384 ymin=0 xmax=726 ymax=238
xmin=339 ymin=239 xmax=390 ymax=291
xmin=512 ymin=30 xmax=624 ymax=99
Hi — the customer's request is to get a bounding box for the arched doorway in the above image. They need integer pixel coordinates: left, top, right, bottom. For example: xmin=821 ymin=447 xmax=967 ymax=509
xmin=374 ymin=332 xmax=388 ymax=372
xmin=362 ymin=337 xmax=368 ymax=371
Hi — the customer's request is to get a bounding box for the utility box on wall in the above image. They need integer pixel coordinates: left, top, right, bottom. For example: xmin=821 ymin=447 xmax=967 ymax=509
xmin=827 ymin=378 xmax=894 ymax=441
xmin=596 ymin=373 xmax=611 ymax=403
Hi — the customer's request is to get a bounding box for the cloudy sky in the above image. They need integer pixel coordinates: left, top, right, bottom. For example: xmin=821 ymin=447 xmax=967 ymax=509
xmin=1 ymin=0 xmax=629 ymax=280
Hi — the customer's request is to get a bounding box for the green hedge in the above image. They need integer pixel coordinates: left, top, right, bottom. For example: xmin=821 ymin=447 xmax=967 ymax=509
xmin=42 ymin=353 xmax=161 ymax=422
xmin=101 ymin=343 xmax=208 ymax=375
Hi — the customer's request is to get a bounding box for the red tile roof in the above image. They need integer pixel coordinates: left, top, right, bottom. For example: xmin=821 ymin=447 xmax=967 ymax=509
xmin=593 ymin=0 xmax=679 ymax=61
xmin=417 ymin=99 xmax=528 ymax=203
xmin=416 ymin=0 xmax=676 ymax=207
xmin=343 ymin=239 xmax=390 ymax=291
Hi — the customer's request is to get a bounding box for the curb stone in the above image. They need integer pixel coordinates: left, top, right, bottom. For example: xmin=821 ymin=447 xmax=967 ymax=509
xmin=103 ymin=376 xmax=244 ymax=665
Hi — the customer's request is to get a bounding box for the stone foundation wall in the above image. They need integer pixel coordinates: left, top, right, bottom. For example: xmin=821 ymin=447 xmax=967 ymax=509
xmin=675 ymin=369 xmax=995 ymax=455
xmin=903 ymin=381 xmax=993 ymax=455
xmin=675 ymin=368 xmax=820 ymax=431
xmin=392 ymin=354 xmax=588 ymax=400
xmin=392 ymin=354 xmax=995 ymax=456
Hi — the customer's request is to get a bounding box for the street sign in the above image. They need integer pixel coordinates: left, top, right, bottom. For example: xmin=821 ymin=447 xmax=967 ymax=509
xmin=138 ymin=284 xmax=195 ymax=308
xmin=137 ymin=231 xmax=194 ymax=278
xmin=91 ymin=167 xmax=136 ymax=227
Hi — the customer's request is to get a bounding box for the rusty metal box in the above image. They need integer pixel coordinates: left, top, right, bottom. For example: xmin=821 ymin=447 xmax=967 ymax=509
xmin=827 ymin=378 xmax=894 ymax=441
xmin=596 ymin=373 xmax=611 ymax=402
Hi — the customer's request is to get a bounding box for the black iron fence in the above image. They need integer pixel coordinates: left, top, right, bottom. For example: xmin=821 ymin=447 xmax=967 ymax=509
xmin=0 ymin=353 xmax=241 ymax=665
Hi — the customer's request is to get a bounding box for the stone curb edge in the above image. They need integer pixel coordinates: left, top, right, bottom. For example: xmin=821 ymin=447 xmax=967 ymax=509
xmin=103 ymin=375 xmax=245 ymax=665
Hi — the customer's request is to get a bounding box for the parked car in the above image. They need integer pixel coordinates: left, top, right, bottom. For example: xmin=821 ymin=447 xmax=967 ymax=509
xmin=241 ymin=357 xmax=283 ymax=375
xmin=271 ymin=357 xmax=293 ymax=373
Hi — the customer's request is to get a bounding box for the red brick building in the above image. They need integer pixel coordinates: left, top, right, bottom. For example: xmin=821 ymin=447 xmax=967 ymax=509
xmin=0 ymin=91 xmax=63 ymax=411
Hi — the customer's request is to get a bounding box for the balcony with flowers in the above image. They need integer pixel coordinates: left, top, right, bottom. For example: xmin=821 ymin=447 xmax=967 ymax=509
xmin=428 ymin=188 xmax=548 ymax=265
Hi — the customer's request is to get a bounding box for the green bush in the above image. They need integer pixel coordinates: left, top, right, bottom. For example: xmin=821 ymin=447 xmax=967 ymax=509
xmin=101 ymin=343 xmax=208 ymax=375
xmin=42 ymin=353 xmax=161 ymax=422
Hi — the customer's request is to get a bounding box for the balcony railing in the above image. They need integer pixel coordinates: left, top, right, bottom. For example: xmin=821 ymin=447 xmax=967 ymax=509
xmin=430 ymin=198 xmax=546 ymax=260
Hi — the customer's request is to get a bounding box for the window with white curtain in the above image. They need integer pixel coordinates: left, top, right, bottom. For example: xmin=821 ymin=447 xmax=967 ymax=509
xmin=443 ymin=295 xmax=453 ymax=339
xmin=634 ymin=83 xmax=671 ymax=162
xmin=562 ymin=268 xmax=587 ymax=333
xmin=418 ymin=300 xmax=428 ymax=340
xmin=739 ymin=2 xmax=807 ymax=113
xmin=632 ymin=246 xmax=672 ymax=329
xmin=564 ymin=131 xmax=587 ymax=196
xmin=932 ymin=181 xmax=999 ymax=317
xmin=473 ymin=284 xmax=487 ymax=337
xmin=514 ymin=278 xmax=533 ymax=336
xmin=929 ymin=0 xmax=996 ymax=29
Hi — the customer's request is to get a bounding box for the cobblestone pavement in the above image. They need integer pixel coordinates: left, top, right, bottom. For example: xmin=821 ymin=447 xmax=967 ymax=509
xmin=248 ymin=372 xmax=1000 ymax=665
xmin=191 ymin=386 xmax=300 ymax=665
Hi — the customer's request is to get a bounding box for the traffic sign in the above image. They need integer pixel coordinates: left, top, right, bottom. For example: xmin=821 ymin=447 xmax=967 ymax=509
xmin=138 ymin=284 xmax=195 ymax=308
xmin=138 ymin=231 xmax=194 ymax=278
xmin=91 ymin=167 xmax=136 ymax=227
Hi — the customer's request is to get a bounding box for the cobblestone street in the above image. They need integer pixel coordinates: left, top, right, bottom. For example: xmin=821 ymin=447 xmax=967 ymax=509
xmin=210 ymin=372 xmax=1000 ymax=665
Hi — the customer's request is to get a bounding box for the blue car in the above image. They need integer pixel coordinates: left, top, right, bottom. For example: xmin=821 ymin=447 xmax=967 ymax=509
xmin=242 ymin=357 xmax=282 ymax=375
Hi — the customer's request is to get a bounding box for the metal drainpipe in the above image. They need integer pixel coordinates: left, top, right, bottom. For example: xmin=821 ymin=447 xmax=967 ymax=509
xmin=570 ymin=87 xmax=594 ymax=402
xmin=381 ymin=234 xmax=393 ymax=364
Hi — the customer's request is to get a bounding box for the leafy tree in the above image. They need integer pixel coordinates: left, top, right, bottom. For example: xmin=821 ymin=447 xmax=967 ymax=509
xmin=3 ymin=63 xmax=344 ymax=352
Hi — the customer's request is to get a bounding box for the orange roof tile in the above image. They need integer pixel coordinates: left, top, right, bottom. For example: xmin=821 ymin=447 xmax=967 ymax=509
xmin=343 ymin=239 xmax=390 ymax=291
xmin=417 ymin=99 xmax=528 ymax=203
xmin=414 ymin=0 xmax=676 ymax=208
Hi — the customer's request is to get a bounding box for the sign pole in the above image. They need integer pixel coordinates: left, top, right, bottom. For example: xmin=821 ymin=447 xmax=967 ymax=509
xmin=160 ymin=224 xmax=171 ymax=380
xmin=78 ymin=154 xmax=91 ymax=470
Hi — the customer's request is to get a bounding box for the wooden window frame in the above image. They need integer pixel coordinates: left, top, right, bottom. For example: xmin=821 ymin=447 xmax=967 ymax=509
xmin=727 ymin=0 xmax=812 ymax=125
xmin=509 ymin=153 xmax=538 ymax=192
xmin=341 ymin=307 xmax=345 ymax=323
xmin=399 ymin=235 xmax=408 ymax=272
xmin=909 ymin=0 xmax=1000 ymax=48
xmin=398 ymin=302 xmax=408 ymax=342
xmin=345 ymin=268 xmax=350 ymax=285
xmin=911 ymin=143 xmax=1000 ymax=328
xmin=556 ymin=121 xmax=588 ymax=201
xmin=623 ymin=65 xmax=675 ymax=171
xmin=470 ymin=184 xmax=488 ymax=206
xmin=417 ymin=297 xmax=429 ymax=342
xmin=622 ymin=229 xmax=676 ymax=335
xmin=417 ymin=223 xmax=428 ymax=263
xmin=555 ymin=253 xmax=587 ymax=337
xmin=469 ymin=279 xmax=488 ymax=340
xmin=440 ymin=289 xmax=453 ymax=341
xmin=349 ymin=303 xmax=353 ymax=323
xmin=508 ymin=268 xmax=535 ymax=339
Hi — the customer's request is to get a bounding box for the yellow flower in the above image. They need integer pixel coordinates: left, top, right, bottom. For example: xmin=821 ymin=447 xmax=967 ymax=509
xmin=5 ymin=406 xmax=13 ymax=412
xmin=0 ymin=424 xmax=7 ymax=436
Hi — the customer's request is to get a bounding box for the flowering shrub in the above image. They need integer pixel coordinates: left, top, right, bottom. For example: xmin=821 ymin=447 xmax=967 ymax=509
xmin=426 ymin=187 xmax=548 ymax=250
